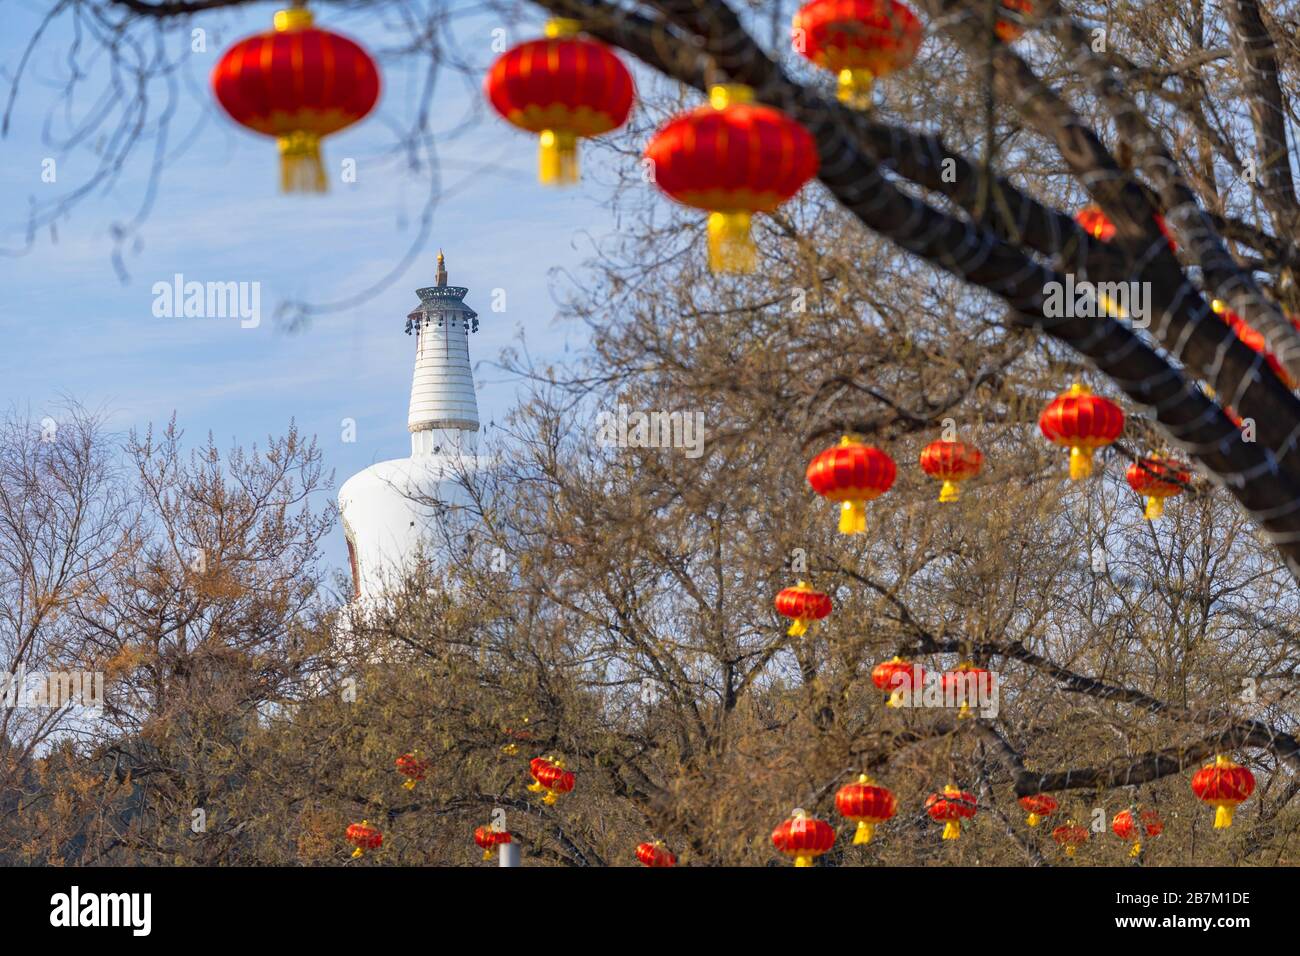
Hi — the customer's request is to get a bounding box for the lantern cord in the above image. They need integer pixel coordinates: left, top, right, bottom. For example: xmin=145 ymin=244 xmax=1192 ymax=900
xmin=278 ymin=132 xmax=327 ymax=193
xmin=707 ymin=211 xmax=757 ymax=273
xmin=538 ymin=130 xmax=579 ymax=186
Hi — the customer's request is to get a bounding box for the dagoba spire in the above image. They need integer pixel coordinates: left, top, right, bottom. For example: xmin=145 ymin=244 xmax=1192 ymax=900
xmin=404 ymin=249 xmax=480 ymax=455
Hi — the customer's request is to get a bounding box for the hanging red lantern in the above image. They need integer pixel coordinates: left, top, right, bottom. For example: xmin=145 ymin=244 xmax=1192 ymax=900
xmin=994 ymin=0 xmax=1036 ymax=41
xmin=485 ymin=18 xmax=634 ymax=186
xmin=1052 ymin=821 xmax=1090 ymax=857
xmin=1039 ymin=383 xmax=1125 ymax=480
xmin=1018 ymin=794 xmax=1058 ymax=827
xmin=474 ymin=825 xmax=513 ymax=861
xmin=1191 ymin=755 xmax=1255 ymax=829
xmin=1125 ymin=456 xmax=1190 ymax=520
xmin=806 ymin=436 xmax=897 ymax=534
xmin=527 ymin=756 xmax=554 ymax=794
xmin=536 ymin=758 xmax=576 ymax=805
xmin=791 ymin=0 xmax=923 ymax=109
xmin=645 ymin=84 xmax=819 ymax=273
xmin=345 ymin=820 xmax=383 ymax=859
xmin=940 ymin=661 xmax=995 ymax=719
xmin=871 ymin=656 xmax=924 ymax=707
xmin=919 ymin=439 xmax=984 ymax=503
xmin=211 ymin=5 xmax=380 ymax=193
xmin=635 ymin=841 xmax=677 ymax=867
xmin=395 ymin=751 xmax=428 ymax=790
xmin=774 ymin=582 xmax=834 ymax=636
xmin=1210 ymin=299 xmax=1298 ymax=389
xmin=925 ymin=786 xmax=977 ymax=840
xmin=771 ymin=808 xmax=837 ymax=866
xmin=835 ymin=774 xmax=897 ymax=844
xmin=1074 ymin=203 xmax=1175 ymax=249
xmin=1112 ymin=808 xmax=1163 ymax=857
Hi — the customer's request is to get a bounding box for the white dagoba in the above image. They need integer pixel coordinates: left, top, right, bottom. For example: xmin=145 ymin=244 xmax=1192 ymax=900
xmin=338 ymin=251 xmax=482 ymax=599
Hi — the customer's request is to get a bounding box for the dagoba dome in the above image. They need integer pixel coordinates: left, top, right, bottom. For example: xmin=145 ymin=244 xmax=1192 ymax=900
xmin=338 ymin=251 xmax=483 ymax=599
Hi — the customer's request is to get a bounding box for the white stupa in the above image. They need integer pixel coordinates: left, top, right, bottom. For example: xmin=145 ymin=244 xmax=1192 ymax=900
xmin=339 ymin=250 xmax=482 ymax=599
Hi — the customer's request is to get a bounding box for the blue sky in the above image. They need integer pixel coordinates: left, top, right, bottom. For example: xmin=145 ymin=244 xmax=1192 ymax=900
xmin=0 ymin=0 xmax=631 ymax=586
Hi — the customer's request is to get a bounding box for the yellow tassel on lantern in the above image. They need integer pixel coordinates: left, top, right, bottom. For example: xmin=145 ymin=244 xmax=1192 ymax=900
xmin=403 ymin=778 xmax=417 ymax=791
xmin=538 ymin=129 xmax=580 ymax=185
xmin=1099 ymin=290 xmax=1127 ymax=319
xmin=277 ymin=131 xmax=327 ymax=193
xmin=1144 ymin=496 xmax=1165 ymax=520
xmin=942 ymin=820 xmax=961 ymax=840
xmin=957 ymin=701 xmax=973 ymax=720
xmin=938 ymin=479 xmax=961 ymax=503
xmin=853 ymin=821 xmax=875 ymax=845
xmin=1213 ymin=803 xmax=1235 ymax=829
xmin=794 ymin=853 xmax=814 ymax=867
xmin=351 ymin=846 xmax=363 ymax=859
xmin=1026 ymin=813 xmax=1042 ymax=827
xmin=1065 ymin=845 xmax=1078 ymax=857
xmin=543 ymin=791 xmax=559 ymax=806
xmin=888 ymin=688 xmax=906 ymax=708
xmin=1129 ymin=842 xmax=1142 ymax=858
xmin=527 ymin=780 xmax=545 ymax=793
xmin=707 ymin=211 xmax=757 ymax=274
xmin=787 ymin=617 xmax=810 ymax=637
xmin=839 ymin=499 xmax=867 ymax=534
xmin=836 ymin=68 xmax=874 ymax=109
xmin=1068 ymin=445 xmax=1094 ymax=480
xmin=482 ymin=848 xmax=493 ymax=861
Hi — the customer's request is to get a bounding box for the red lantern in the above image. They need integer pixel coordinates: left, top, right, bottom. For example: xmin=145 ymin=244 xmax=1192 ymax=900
xmin=211 ymin=6 xmax=380 ymax=193
xmin=485 ymin=18 xmax=634 ymax=185
xmin=474 ymin=825 xmax=512 ymax=861
xmin=1018 ymin=794 xmax=1058 ymax=827
xmin=1211 ymin=299 xmax=1298 ymax=389
xmin=636 ymin=841 xmax=677 ymax=867
xmin=940 ymin=661 xmax=995 ymax=719
xmin=1039 ymin=383 xmax=1125 ymax=480
xmin=994 ymin=0 xmax=1035 ymax=42
xmin=835 ymin=773 xmax=897 ymax=844
xmin=774 ymin=582 xmax=833 ymax=636
xmin=1112 ymin=808 xmax=1162 ymax=857
xmin=871 ymin=656 xmax=924 ymax=707
xmin=771 ymin=808 xmax=836 ymax=866
xmin=1191 ymin=754 xmax=1255 ymax=829
xmin=1075 ymin=203 xmax=1175 ymax=249
xmin=806 ymin=436 xmax=897 ymax=534
xmin=536 ymin=758 xmax=575 ymax=805
xmin=1125 ymin=456 xmax=1190 ymax=521
xmin=345 ymin=820 xmax=383 ymax=859
xmin=791 ymin=0 xmax=923 ymax=108
xmin=395 ymin=751 xmax=428 ymax=790
xmin=645 ymin=84 xmax=818 ymax=273
xmin=919 ymin=439 xmax=984 ymax=503
xmin=527 ymin=756 xmax=554 ymax=794
xmin=1052 ymin=821 xmax=1090 ymax=857
xmin=925 ymin=786 xmax=977 ymax=840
